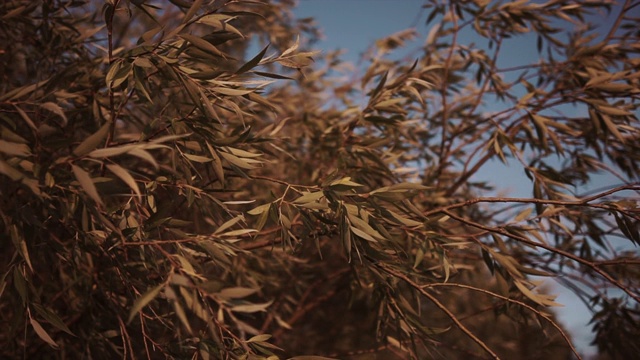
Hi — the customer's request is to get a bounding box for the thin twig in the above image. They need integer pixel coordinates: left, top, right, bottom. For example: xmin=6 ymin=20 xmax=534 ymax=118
xmin=604 ymin=0 xmax=632 ymax=42
xmin=428 ymin=184 xmax=640 ymax=217
xmin=423 ymin=282 xmax=582 ymax=360
xmin=372 ymin=261 xmax=500 ymax=359
xmin=442 ymin=209 xmax=640 ymax=303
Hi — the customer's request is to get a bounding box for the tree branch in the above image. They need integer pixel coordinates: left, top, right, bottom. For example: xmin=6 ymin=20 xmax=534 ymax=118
xmin=371 ymin=261 xmax=500 ymax=359
xmin=441 ymin=210 xmax=640 ymax=303
xmin=423 ymin=282 xmax=582 ymax=360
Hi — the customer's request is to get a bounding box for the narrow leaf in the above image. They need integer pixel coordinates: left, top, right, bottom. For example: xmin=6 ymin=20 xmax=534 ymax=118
xmin=0 ymin=140 xmax=31 ymax=157
xmin=127 ymin=284 xmax=164 ymax=323
xmin=40 ymin=102 xmax=68 ymax=126
xmin=30 ymin=318 xmax=58 ymax=348
xmin=214 ymin=215 xmax=244 ymax=235
xmin=72 ymin=165 xmax=103 ymax=206
xmin=218 ymin=287 xmax=259 ymax=299
xmin=514 ymin=208 xmax=532 ymax=222
xmin=350 ymin=226 xmax=378 ymax=242
xmin=236 ymin=45 xmax=269 ymax=75
xmin=180 ymin=34 xmax=225 ymax=57
xmin=182 ymin=0 xmax=203 ymax=24
xmin=73 ymin=122 xmax=111 ymax=157
xmin=33 ymin=304 xmax=75 ymax=336
xmin=106 ymin=164 xmax=141 ymax=197
xmin=231 ymin=300 xmax=273 ymax=313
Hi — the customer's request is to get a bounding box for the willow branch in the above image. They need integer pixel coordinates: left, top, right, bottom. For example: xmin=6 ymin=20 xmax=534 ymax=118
xmin=605 ymin=0 xmax=632 ymax=42
xmin=442 ymin=210 xmax=640 ymax=303
xmin=423 ymin=282 xmax=581 ymax=360
xmin=427 ymin=184 xmax=640 ymax=217
xmin=371 ymin=261 xmax=499 ymax=359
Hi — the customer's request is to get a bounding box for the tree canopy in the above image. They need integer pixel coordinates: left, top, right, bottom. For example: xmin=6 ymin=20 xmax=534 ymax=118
xmin=1 ymin=0 xmax=639 ymax=359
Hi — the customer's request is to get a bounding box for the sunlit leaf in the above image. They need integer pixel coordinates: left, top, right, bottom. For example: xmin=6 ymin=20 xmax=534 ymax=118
xmin=236 ymin=45 xmax=269 ymax=75
xmin=30 ymin=318 xmax=58 ymax=348
xmin=72 ymin=164 xmax=103 ymax=206
xmin=32 ymin=304 xmax=75 ymax=336
xmin=127 ymin=284 xmax=164 ymax=324
xmin=0 ymin=140 xmax=30 ymax=157
xmin=106 ymin=164 xmax=141 ymax=197
xmin=218 ymin=287 xmax=259 ymax=299
xmin=73 ymin=123 xmax=111 ymax=157
xmin=231 ymin=300 xmax=273 ymax=313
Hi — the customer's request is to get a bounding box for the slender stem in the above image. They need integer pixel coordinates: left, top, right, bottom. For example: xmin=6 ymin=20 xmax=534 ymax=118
xmin=423 ymin=283 xmax=581 ymax=360
xmin=442 ymin=209 xmax=640 ymax=303
xmin=372 ymin=261 xmax=500 ymax=359
xmin=435 ymin=4 xmax=459 ymax=183
xmin=429 ymin=184 xmax=640 ymax=218
xmin=106 ymin=0 xmax=120 ymax=146
xmin=604 ymin=0 xmax=632 ymax=42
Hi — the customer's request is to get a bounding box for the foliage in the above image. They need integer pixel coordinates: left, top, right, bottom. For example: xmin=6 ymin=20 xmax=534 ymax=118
xmin=1 ymin=0 xmax=639 ymax=359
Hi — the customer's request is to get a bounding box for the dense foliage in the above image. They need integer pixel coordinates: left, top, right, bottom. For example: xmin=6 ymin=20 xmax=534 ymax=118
xmin=1 ymin=0 xmax=639 ymax=359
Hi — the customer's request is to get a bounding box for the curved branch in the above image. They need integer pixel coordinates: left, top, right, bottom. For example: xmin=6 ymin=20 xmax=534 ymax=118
xmin=427 ymin=184 xmax=640 ymax=217
xmin=441 ymin=210 xmax=640 ymax=303
xmin=423 ymin=282 xmax=581 ymax=360
xmin=371 ymin=261 xmax=500 ymax=359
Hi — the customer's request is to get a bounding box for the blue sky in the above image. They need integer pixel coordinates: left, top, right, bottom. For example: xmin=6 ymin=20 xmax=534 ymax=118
xmin=292 ymin=0 xmax=633 ymax=357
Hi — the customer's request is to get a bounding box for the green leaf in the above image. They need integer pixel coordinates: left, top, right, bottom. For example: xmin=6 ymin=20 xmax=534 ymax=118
xmin=230 ymin=300 xmax=273 ymax=313
xmin=10 ymin=225 xmax=33 ymax=272
xmin=134 ymin=66 xmax=153 ymax=103
xmin=281 ymin=35 xmax=300 ymax=57
xmin=248 ymin=203 xmax=271 ymax=216
xmin=600 ymin=114 xmax=625 ymax=143
xmin=220 ymin=151 xmax=257 ymax=169
xmin=219 ymin=229 xmax=257 ymax=237
xmin=182 ymin=0 xmax=203 ymax=24
xmin=33 ymin=304 xmax=75 ymax=336
xmin=218 ymin=287 xmax=259 ymax=299
xmin=369 ymin=71 xmax=388 ymax=100
xmin=212 ymin=87 xmax=255 ymax=96
xmin=292 ymin=191 xmax=325 ymax=204
xmin=386 ymin=209 xmax=423 ymax=227
xmin=248 ymin=334 xmax=272 ymax=343
xmin=180 ymin=33 xmax=226 ymax=58
xmin=529 ymin=113 xmax=549 ymax=149
xmin=514 ymin=207 xmax=532 ymax=222
xmin=183 ymin=153 xmax=213 ymax=163
xmin=214 ymin=215 xmax=244 ymax=235
xmin=236 ymin=44 xmax=269 ymax=75
xmin=596 ymin=105 xmax=632 ymax=116
xmin=127 ymin=283 xmax=165 ymax=324
xmin=329 ymin=177 xmax=363 ymax=187
xmin=72 ymin=164 xmax=103 ymax=206
xmin=40 ymin=102 xmax=68 ymax=126
xmin=15 ymin=105 xmax=37 ymax=130
xmin=73 ymin=122 xmax=111 ymax=157
xmin=347 ymin=213 xmax=384 ymax=241
xmin=350 ymin=226 xmax=378 ymax=242
xmin=254 ymin=71 xmax=295 ymax=80
xmin=30 ymin=318 xmax=58 ymax=348
xmin=173 ymin=300 xmax=193 ymax=335
xmin=88 ymin=144 xmax=135 ymax=158
xmin=106 ymin=60 xmax=131 ymax=89
xmin=0 ymin=159 xmax=25 ymax=181
xmin=106 ymin=164 xmax=141 ymax=197
xmin=128 ymin=148 xmax=159 ymax=169
xmin=196 ymin=14 xmax=244 ymax=37
xmin=1 ymin=79 xmax=48 ymax=102
xmin=13 ymin=267 xmax=28 ymax=304
xmin=209 ymin=145 xmax=225 ymax=184
xmin=0 ymin=139 xmax=30 ymax=157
